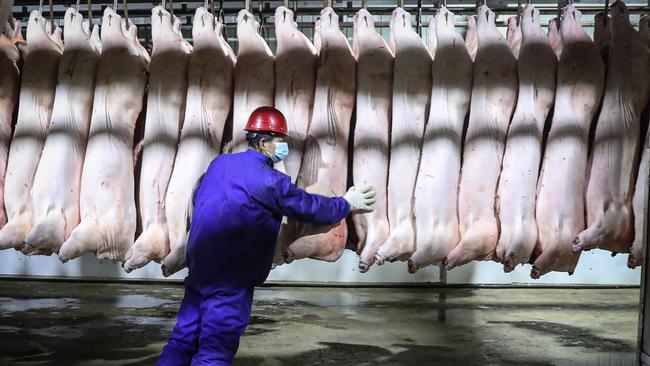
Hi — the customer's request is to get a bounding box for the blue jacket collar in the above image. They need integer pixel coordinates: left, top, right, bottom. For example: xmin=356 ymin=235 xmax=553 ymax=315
xmin=247 ymin=148 xmax=274 ymax=167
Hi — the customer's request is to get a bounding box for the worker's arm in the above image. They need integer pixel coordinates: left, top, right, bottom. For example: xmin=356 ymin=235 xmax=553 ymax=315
xmin=270 ymin=176 xmax=350 ymax=225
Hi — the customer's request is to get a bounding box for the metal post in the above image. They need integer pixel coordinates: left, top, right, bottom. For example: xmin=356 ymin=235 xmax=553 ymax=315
xmin=639 ymin=153 xmax=650 ymax=365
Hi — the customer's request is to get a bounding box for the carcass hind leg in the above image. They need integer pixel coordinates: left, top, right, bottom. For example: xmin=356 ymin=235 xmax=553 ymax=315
xmin=284 ymin=222 xmax=346 ymax=263
xmin=23 ymin=210 xmax=67 ymax=255
xmin=162 ymin=238 xmax=188 ymax=277
xmin=124 ymin=224 xmax=169 ymax=272
xmin=375 ymin=221 xmax=415 ymax=265
xmin=531 ymin=240 xmax=578 ymax=279
xmin=358 ymin=220 xmax=389 ymax=273
xmin=0 ymin=213 xmax=32 ymax=250
xmin=499 ymin=220 xmax=537 ymax=273
xmin=628 ymin=239 xmax=644 ymax=269
xmin=444 ymin=221 xmax=496 ymax=270
xmin=273 ymin=219 xmax=298 ymax=266
xmin=574 ymin=207 xmax=632 ymax=253
xmin=58 ymin=218 xmax=102 ymax=263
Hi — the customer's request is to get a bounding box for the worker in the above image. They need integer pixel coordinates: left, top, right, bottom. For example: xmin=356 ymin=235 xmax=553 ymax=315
xmin=157 ymin=106 xmax=376 ymax=366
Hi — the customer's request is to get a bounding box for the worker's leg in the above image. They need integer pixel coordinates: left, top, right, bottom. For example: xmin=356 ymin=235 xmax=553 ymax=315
xmin=191 ymin=286 xmax=255 ymax=366
xmin=157 ymin=281 xmax=202 ymax=366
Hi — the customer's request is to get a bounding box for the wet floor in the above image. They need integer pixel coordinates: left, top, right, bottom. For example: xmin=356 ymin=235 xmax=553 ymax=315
xmin=0 ymin=280 xmax=639 ymax=365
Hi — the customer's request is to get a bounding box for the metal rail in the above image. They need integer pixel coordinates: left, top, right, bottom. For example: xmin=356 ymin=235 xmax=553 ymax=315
xmin=10 ymin=1 xmax=650 ymax=24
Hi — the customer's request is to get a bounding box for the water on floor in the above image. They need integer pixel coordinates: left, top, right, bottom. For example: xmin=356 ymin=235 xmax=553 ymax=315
xmin=0 ymin=280 xmax=639 ymax=365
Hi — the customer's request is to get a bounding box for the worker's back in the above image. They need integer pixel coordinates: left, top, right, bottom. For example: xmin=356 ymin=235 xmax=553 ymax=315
xmin=186 ymin=149 xmax=286 ymax=291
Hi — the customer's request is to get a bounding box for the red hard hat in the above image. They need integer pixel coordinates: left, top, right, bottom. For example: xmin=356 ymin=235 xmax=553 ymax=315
xmin=244 ymin=107 xmax=288 ymax=136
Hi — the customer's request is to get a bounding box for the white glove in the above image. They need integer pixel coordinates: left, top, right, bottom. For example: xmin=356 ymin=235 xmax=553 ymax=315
xmin=343 ymin=185 xmax=377 ymax=213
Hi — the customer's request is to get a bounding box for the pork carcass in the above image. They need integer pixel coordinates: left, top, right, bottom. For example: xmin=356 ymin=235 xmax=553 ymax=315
xmin=283 ymin=7 xmax=356 ymax=263
xmin=444 ymin=5 xmax=518 ymax=270
xmin=532 ymin=5 xmax=605 ymax=278
xmin=0 ymin=11 xmax=62 ymax=250
xmin=629 ymin=15 xmax=650 ymax=268
xmin=0 ymin=20 xmax=22 ymax=229
xmin=58 ymin=8 xmax=150 ymax=262
xmin=124 ymin=7 xmax=191 ymax=271
xmin=228 ymin=9 xmax=274 ymax=154
xmin=161 ymin=8 xmax=234 ymax=276
xmin=374 ymin=7 xmax=432 ymax=265
xmin=465 ymin=15 xmax=477 ymax=61
xmin=594 ymin=12 xmax=611 ymax=63
xmin=351 ymin=9 xmax=393 ymax=272
xmin=495 ymin=5 xmax=557 ymax=272
xmin=21 ymin=8 xmax=100 ymax=255
xmin=271 ymin=6 xmax=318 ymax=265
xmin=547 ymin=18 xmax=562 ymax=60
xmin=506 ymin=16 xmax=522 ymax=59
xmin=409 ymin=7 xmax=471 ymax=273
xmin=574 ymin=1 xmax=650 ymax=254
xmin=274 ymin=6 xmax=317 ymax=181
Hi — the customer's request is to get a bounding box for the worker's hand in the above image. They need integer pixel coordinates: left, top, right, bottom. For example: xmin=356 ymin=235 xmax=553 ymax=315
xmin=343 ymin=185 xmax=376 ymax=213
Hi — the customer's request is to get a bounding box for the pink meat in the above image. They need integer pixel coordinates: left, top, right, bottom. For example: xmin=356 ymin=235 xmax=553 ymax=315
xmin=58 ymin=8 xmax=150 ymax=262
xmin=124 ymin=6 xmax=192 ymax=271
xmin=445 ymin=5 xmax=518 ymax=270
xmin=0 ymin=11 xmax=62 ymax=250
xmin=283 ymin=7 xmax=356 ymax=263
xmin=22 ymin=8 xmax=101 ymax=255
xmin=374 ymin=7 xmax=432 ymax=265
xmin=532 ymin=5 xmax=605 ymax=278
xmin=574 ymin=2 xmax=650 ymax=255
xmin=409 ymin=7 xmax=471 ymax=273
xmin=351 ymin=8 xmax=393 ymax=272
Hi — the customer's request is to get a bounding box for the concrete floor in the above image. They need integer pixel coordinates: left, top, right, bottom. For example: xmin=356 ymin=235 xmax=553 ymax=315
xmin=0 ymin=280 xmax=640 ymax=366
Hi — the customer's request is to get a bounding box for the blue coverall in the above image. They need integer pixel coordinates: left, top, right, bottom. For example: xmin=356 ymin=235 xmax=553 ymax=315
xmin=157 ymin=149 xmax=350 ymax=366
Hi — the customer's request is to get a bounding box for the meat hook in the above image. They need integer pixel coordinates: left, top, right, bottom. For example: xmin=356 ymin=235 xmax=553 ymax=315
xmin=604 ymin=0 xmax=610 ymax=22
xmin=169 ymin=0 xmax=173 ymax=17
xmin=38 ymin=0 xmax=43 ymax=15
xmin=48 ymin=0 xmax=53 ymax=33
xmin=516 ymin=0 xmax=522 ymax=25
xmin=416 ymin=0 xmax=422 ymax=35
xmin=75 ymin=0 xmax=80 ymax=11
xmin=87 ymin=0 xmax=91 ymax=24
xmin=361 ymin=0 xmax=367 ymax=9
xmin=123 ymin=0 xmax=129 ymax=30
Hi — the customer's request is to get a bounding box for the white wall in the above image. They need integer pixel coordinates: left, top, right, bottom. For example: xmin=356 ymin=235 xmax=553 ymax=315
xmin=0 ymin=247 xmax=640 ymax=285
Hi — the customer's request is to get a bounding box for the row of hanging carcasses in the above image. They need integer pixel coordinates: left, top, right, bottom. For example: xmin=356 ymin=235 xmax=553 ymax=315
xmin=0 ymin=1 xmax=647 ymax=279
